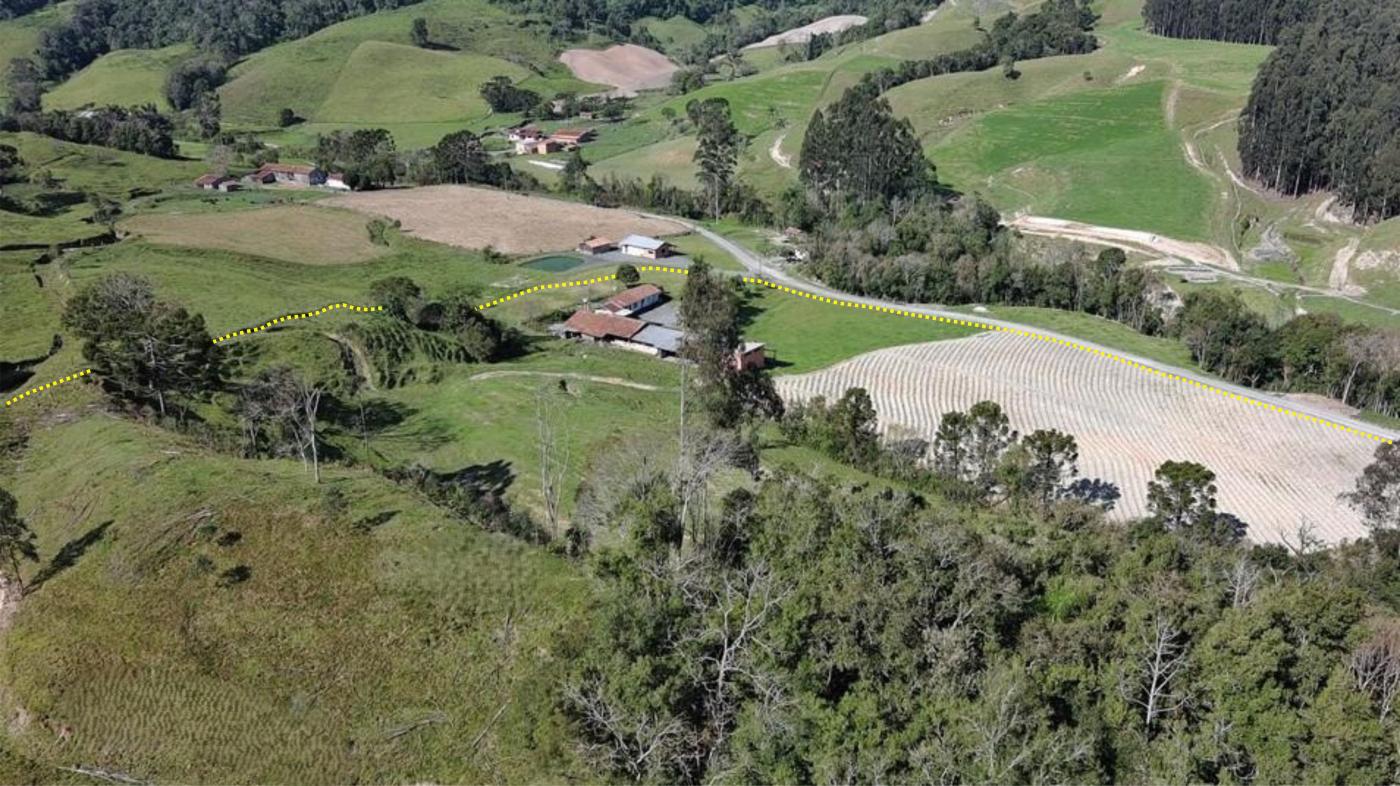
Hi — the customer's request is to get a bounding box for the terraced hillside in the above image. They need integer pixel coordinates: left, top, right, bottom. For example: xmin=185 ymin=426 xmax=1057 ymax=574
xmin=777 ymin=333 xmax=1386 ymax=545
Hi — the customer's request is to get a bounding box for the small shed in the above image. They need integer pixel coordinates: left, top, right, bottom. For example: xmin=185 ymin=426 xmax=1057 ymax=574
xmin=733 ymin=341 xmax=767 ymax=371
xmin=619 ymin=234 xmax=674 ymax=259
xmin=578 ymin=235 xmax=617 ymax=255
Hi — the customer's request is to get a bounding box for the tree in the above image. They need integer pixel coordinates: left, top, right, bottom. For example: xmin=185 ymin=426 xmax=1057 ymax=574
xmin=690 ymin=98 xmax=740 ymax=219
xmin=368 ymin=276 xmax=422 ymax=321
xmin=0 ymin=143 xmax=21 ymax=184
xmin=480 ymin=75 xmax=540 ymax=113
xmin=1021 ymin=428 xmax=1079 ymax=505
xmin=87 ymin=195 xmax=121 ymax=231
xmin=1147 ymin=460 xmax=1234 ymax=538
xmin=0 ymin=488 xmax=38 ymax=595
xmin=432 ymin=129 xmax=503 ymax=186
xmin=1343 ymin=442 xmax=1400 ymax=531
xmin=61 ymin=274 xmax=222 ymax=417
xmin=278 ymin=107 xmax=298 ymax=127
xmin=316 ymin=128 xmax=397 ymax=189
xmin=1121 ymin=615 xmax=1188 ymax=734
xmin=679 ymin=259 xmax=741 ymax=425
xmin=616 ymin=264 xmax=640 ymax=286
xmin=410 ymin=16 xmax=430 ymax=47
xmin=559 ymin=148 xmax=592 ymax=194
xmin=241 ymin=367 xmax=324 ymax=482
xmin=5 ymin=57 xmax=44 ymax=113
xmin=798 ymin=83 xmax=930 ymax=206
xmin=164 ymin=57 xmax=226 ymax=111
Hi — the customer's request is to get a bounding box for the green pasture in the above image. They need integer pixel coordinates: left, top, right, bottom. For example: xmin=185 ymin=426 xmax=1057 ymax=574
xmin=44 ymin=44 xmax=193 ymax=112
xmin=0 ymin=2 xmax=71 ymax=103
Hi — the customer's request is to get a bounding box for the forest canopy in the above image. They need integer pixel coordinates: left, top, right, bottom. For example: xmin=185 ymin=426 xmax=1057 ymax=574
xmin=1141 ymin=0 xmax=1316 ymax=45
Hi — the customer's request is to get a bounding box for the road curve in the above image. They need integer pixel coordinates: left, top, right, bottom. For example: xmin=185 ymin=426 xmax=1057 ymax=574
xmin=668 ymin=217 xmax=1399 ymax=443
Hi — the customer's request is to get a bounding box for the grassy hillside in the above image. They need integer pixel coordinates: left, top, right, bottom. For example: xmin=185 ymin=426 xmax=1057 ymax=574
xmin=0 ymin=411 xmax=588 ymax=783
xmin=43 ymin=44 xmax=192 ymax=111
xmin=219 ymin=0 xmax=598 ymax=149
xmin=0 ymin=2 xmax=71 ymax=103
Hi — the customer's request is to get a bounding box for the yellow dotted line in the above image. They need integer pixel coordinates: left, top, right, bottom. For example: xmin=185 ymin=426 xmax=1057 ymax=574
xmin=6 ymin=268 xmax=1392 ymax=446
xmin=212 ymin=302 xmax=384 ymax=344
xmin=3 ymin=369 xmax=93 ymax=408
xmin=740 ymin=276 xmax=1393 ymax=445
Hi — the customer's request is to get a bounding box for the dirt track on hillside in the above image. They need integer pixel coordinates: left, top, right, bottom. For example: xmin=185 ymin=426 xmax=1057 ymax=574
xmin=1008 ymin=215 xmax=1239 ymax=270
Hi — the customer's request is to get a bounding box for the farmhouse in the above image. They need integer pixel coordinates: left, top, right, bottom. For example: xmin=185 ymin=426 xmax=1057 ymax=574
xmin=551 ymin=128 xmax=596 ymax=146
xmin=507 ymin=125 xmax=545 ymax=143
xmin=601 ymin=283 xmax=662 ymax=316
xmin=557 ymin=283 xmax=765 ymax=368
xmin=248 ymin=163 xmax=326 ymax=187
xmin=619 ymin=234 xmax=674 ymax=259
xmin=194 ymin=174 xmax=241 ymax=191
xmin=577 ymin=235 xmax=617 ymax=254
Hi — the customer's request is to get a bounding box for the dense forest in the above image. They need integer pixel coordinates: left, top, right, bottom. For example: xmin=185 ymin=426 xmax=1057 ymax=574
xmin=1238 ymin=0 xmax=1400 ymax=221
xmin=1146 ymin=0 xmax=1400 ymax=220
xmin=0 ymin=0 xmax=52 ymax=20
xmin=1140 ymin=0 xmax=1315 ymax=45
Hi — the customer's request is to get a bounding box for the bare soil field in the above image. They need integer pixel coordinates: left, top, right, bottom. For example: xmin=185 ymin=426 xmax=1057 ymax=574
xmin=777 ymin=333 xmax=1381 ymax=545
xmin=558 ymin=44 xmax=677 ymax=94
xmin=325 ymin=185 xmax=688 ymax=254
xmin=122 ymin=205 xmax=389 ymax=265
xmin=1009 ymin=215 xmax=1239 ymax=271
xmin=743 ymin=15 xmax=868 ymax=49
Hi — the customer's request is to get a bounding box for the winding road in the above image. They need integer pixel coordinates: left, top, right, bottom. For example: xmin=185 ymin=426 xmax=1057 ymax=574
xmin=669 ymin=217 xmax=1399 ymax=443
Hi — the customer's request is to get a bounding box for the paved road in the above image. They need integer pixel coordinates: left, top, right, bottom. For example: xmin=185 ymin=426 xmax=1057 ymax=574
xmin=674 ymin=219 xmax=1399 ymax=442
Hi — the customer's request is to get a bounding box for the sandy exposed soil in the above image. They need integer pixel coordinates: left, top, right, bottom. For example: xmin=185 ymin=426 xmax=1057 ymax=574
xmin=326 ymin=185 xmax=688 ymax=254
xmin=778 ymin=334 xmax=1379 ymax=545
xmin=743 ymin=15 xmax=868 ymax=49
xmin=558 ymin=44 xmax=678 ymax=95
xmin=1116 ymin=64 xmax=1145 ymax=83
xmin=1008 ymin=215 xmax=1240 ymax=271
xmin=1329 ymin=238 xmax=1363 ymax=293
xmin=769 ymin=133 xmax=792 ymax=169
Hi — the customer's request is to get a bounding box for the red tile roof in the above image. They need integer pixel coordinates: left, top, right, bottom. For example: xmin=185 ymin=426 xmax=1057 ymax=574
xmin=563 ymin=310 xmax=645 ymax=340
xmin=603 ymin=284 xmax=661 ymax=313
xmin=194 ymin=174 xmax=223 ymax=186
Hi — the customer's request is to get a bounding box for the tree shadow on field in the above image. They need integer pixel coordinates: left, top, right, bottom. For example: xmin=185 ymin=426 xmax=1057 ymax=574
xmin=30 ymin=520 xmax=113 ymax=590
xmin=1065 ymin=478 xmax=1121 ymax=512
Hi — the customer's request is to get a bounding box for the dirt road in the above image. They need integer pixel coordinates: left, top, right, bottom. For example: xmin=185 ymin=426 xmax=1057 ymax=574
xmin=1007 ymin=215 xmax=1240 ymax=270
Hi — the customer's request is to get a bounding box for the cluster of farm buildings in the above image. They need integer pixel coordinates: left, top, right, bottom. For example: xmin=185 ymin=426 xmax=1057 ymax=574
xmin=193 ymin=164 xmax=351 ymax=193
xmin=557 ymin=282 xmax=766 ymax=370
xmin=508 ymin=125 xmax=596 ymax=156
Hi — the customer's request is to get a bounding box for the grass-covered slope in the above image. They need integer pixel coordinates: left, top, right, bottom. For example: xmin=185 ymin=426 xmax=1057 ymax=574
xmin=218 ymin=0 xmax=598 ymax=149
xmin=0 ymin=2 xmax=71 ymax=103
xmin=43 ymin=44 xmax=193 ymax=112
xmin=0 ymin=412 xmax=587 ymax=783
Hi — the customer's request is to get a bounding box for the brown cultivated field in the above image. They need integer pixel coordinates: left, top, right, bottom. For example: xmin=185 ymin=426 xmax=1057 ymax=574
xmin=326 ymin=185 xmax=688 ymax=254
xmin=777 ymin=333 xmax=1386 ymax=545
xmin=558 ymin=44 xmax=678 ymax=94
xmin=122 ymin=205 xmax=389 ymax=265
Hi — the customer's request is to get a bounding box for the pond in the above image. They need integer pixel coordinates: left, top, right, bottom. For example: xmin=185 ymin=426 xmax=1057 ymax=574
xmin=522 ymin=255 xmax=583 ymax=272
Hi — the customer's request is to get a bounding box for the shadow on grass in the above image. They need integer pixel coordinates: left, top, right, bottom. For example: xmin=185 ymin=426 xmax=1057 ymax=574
xmin=31 ymin=520 xmax=113 ymax=590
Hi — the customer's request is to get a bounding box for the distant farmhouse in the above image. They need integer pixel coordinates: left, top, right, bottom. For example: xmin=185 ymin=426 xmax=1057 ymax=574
xmin=194 ymin=174 xmax=241 ymax=192
xmin=509 ymin=124 xmax=597 ymax=156
xmin=249 ymin=163 xmax=325 ymax=186
xmin=618 ymin=234 xmax=675 ymax=259
xmin=558 ymin=283 xmax=765 ymax=370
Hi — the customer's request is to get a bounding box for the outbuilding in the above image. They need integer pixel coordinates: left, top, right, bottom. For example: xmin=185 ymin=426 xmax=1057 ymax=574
xmin=619 ymin=234 xmax=674 ymax=259
xmin=601 ymin=284 xmax=663 ymax=316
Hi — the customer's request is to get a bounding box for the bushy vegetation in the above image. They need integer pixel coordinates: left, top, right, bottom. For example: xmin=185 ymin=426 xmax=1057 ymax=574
xmin=564 ymin=382 xmax=1400 ymax=783
xmin=1 ymin=103 xmax=174 ymax=157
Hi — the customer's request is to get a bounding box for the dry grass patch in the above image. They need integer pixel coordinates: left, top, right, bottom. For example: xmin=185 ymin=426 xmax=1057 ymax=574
xmin=326 ymin=185 xmax=688 ymax=255
xmin=123 ymin=205 xmax=389 ymax=265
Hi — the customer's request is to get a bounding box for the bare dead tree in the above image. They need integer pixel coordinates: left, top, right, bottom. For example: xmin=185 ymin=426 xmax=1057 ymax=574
xmin=563 ymin=677 xmax=689 ymax=781
xmin=536 ymin=390 xmax=570 ymax=539
xmin=1121 ymin=615 xmax=1189 ymax=734
xmin=674 ymin=427 xmax=742 ymax=550
xmin=1223 ymin=555 xmax=1261 ymax=608
xmin=244 ymin=366 xmax=324 ymax=483
xmin=1351 ymin=624 xmax=1400 ymax=722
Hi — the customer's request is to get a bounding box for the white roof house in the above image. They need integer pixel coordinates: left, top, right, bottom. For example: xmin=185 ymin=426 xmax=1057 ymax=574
xmin=619 ymin=234 xmax=674 ymax=259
